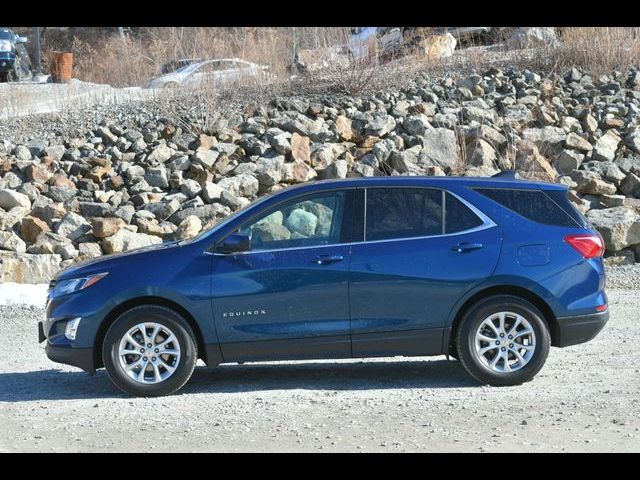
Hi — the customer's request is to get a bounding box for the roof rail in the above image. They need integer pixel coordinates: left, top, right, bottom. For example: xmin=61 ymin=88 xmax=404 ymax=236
xmin=491 ymin=170 xmax=519 ymax=180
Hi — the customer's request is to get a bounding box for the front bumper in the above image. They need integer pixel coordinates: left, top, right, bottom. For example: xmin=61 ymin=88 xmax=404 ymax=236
xmin=45 ymin=344 xmax=95 ymax=374
xmin=40 ymin=311 xmax=96 ymax=374
xmin=555 ymin=309 xmax=609 ymax=347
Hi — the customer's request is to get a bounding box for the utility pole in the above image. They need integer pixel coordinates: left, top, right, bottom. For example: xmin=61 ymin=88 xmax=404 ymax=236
xmin=33 ymin=27 xmax=41 ymax=76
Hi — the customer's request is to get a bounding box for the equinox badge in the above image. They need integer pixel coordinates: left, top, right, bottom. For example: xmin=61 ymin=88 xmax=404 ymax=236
xmin=222 ymin=309 xmax=267 ymax=318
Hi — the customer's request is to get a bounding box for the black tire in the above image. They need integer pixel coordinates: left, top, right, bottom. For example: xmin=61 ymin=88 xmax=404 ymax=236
xmin=102 ymin=305 xmax=198 ymax=397
xmin=456 ymin=295 xmax=551 ymax=386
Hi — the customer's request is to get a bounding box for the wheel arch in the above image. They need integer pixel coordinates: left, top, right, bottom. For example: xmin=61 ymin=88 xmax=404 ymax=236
xmin=446 ymin=285 xmax=560 ymax=354
xmin=93 ymin=296 xmax=208 ymax=370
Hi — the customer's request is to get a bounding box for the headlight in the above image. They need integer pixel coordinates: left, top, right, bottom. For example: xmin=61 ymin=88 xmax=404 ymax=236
xmin=51 ymin=272 xmax=108 ymax=298
xmin=0 ymin=40 xmax=11 ymax=52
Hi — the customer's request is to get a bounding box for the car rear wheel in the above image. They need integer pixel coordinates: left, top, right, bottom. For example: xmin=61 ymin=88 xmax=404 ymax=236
xmin=456 ymin=295 xmax=551 ymax=386
xmin=102 ymin=305 xmax=197 ymax=397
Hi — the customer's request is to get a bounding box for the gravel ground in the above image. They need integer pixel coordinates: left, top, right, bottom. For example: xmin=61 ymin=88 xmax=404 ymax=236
xmin=605 ymin=264 xmax=640 ymax=290
xmin=1 ymin=269 xmax=639 ymax=452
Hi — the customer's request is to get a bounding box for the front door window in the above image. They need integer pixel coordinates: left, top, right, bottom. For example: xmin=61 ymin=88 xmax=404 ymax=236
xmin=238 ymin=191 xmax=347 ymax=251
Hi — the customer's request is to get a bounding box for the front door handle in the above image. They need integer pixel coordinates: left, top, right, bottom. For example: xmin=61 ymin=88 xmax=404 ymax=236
xmin=452 ymin=242 xmax=483 ymax=253
xmin=313 ymin=255 xmax=344 ymax=265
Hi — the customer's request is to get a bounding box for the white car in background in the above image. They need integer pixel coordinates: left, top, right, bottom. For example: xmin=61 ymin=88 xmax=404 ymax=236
xmin=147 ymin=58 xmax=272 ymax=89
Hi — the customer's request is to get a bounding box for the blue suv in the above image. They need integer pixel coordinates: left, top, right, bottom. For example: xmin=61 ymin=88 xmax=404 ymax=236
xmin=40 ymin=174 xmax=609 ymax=396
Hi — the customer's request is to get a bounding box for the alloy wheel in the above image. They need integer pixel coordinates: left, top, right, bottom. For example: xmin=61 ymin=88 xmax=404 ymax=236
xmin=117 ymin=322 xmax=181 ymax=384
xmin=473 ymin=311 xmax=536 ymax=373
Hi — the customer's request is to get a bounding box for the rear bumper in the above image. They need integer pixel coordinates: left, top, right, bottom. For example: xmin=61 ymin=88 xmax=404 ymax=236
xmin=45 ymin=344 xmax=95 ymax=375
xmin=555 ymin=310 xmax=609 ymax=347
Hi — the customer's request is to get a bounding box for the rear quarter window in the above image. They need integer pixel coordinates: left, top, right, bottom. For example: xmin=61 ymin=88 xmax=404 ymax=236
xmin=445 ymin=193 xmax=484 ymax=233
xmin=474 ymin=188 xmax=581 ymax=228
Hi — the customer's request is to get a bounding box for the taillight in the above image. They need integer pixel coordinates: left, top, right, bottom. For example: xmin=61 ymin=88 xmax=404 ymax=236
xmin=564 ymin=234 xmax=604 ymax=259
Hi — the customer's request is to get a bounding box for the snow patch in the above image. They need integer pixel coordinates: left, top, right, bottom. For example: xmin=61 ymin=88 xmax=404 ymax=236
xmin=0 ymin=282 xmax=48 ymax=307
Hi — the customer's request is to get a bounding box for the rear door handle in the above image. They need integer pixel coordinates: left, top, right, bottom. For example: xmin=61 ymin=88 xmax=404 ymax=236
xmin=452 ymin=242 xmax=483 ymax=253
xmin=313 ymin=254 xmax=344 ymax=265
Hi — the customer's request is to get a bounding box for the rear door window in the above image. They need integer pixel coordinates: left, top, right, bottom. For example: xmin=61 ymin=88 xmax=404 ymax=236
xmin=365 ymin=188 xmax=443 ymax=241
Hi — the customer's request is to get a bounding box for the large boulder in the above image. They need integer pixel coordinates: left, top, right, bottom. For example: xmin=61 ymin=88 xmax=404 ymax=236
xmin=0 ymin=252 xmax=62 ymax=284
xmin=91 ymin=217 xmax=126 ymax=238
xmin=620 ymin=173 xmax=640 ymax=198
xmin=27 ymin=232 xmax=70 ymax=255
xmin=175 ymin=215 xmax=202 ymax=240
xmin=466 ymin=139 xmax=497 ymax=168
xmin=281 ymin=160 xmax=318 ymax=184
xmin=192 ymin=148 xmax=219 ymax=169
xmin=0 ymin=209 xmax=23 ymax=231
xmin=417 ymin=33 xmax=457 ymax=58
xmin=168 ymin=203 xmax=229 ymax=226
xmin=365 ymin=114 xmax=396 ymax=138
xmin=592 ymin=130 xmax=621 ymax=162
xmin=515 ymin=141 xmax=557 ymax=182
xmin=419 ymin=128 xmax=459 ymax=172
xmin=506 ymin=27 xmax=558 ymax=49
xmin=290 ymin=133 xmax=311 ymax=163
xmin=146 ymin=144 xmax=174 ymax=163
xmin=586 ymin=207 xmax=640 ymax=251
xmin=78 ymin=243 xmax=103 ymax=260
xmin=217 ymin=174 xmax=259 ymax=198
xmin=0 ymin=231 xmax=27 ymax=253
xmin=20 ymin=216 xmax=51 ymax=244
xmin=521 ymin=127 xmax=566 ymax=156
xmin=102 ymin=229 xmax=163 ymax=254
xmin=0 ymin=189 xmax=31 ymax=210
xmin=335 ymin=115 xmax=353 ymax=141
xmin=625 ymin=127 xmax=640 ymax=154
xmin=565 ymin=132 xmax=593 ymax=153
xmin=55 ymin=212 xmax=92 ymax=241
xmin=322 ymin=159 xmax=349 ymax=179
xmin=554 ymin=149 xmax=584 ymax=175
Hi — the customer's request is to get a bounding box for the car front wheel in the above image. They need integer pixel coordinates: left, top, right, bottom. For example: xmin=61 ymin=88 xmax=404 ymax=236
xmin=456 ymin=295 xmax=551 ymax=386
xmin=102 ymin=305 xmax=198 ymax=397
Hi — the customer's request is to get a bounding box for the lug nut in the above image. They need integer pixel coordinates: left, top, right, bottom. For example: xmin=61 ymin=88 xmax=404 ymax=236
xmin=143 ymin=357 xmax=148 ymax=361
xmin=501 ymin=347 xmax=506 ymax=352
xmin=147 ymin=343 xmax=152 ymax=348
xmin=509 ymin=343 xmax=514 ymax=348
xmin=140 ymin=348 xmax=145 ymax=353
xmin=154 ymin=348 xmax=159 ymax=353
xmin=152 ymin=357 xmax=156 ymax=362
xmin=508 ymin=335 xmax=513 ymax=340
xmin=495 ymin=340 xmax=500 ymax=345
xmin=500 ymin=333 xmax=505 ymax=337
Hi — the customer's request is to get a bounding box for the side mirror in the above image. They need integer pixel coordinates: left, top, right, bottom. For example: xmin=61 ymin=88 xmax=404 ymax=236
xmin=16 ymin=36 xmax=27 ymax=43
xmin=216 ymin=233 xmax=250 ymax=254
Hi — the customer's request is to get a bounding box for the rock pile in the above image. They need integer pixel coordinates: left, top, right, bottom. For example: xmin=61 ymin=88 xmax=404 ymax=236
xmin=2 ymin=66 xmax=640 ymax=282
